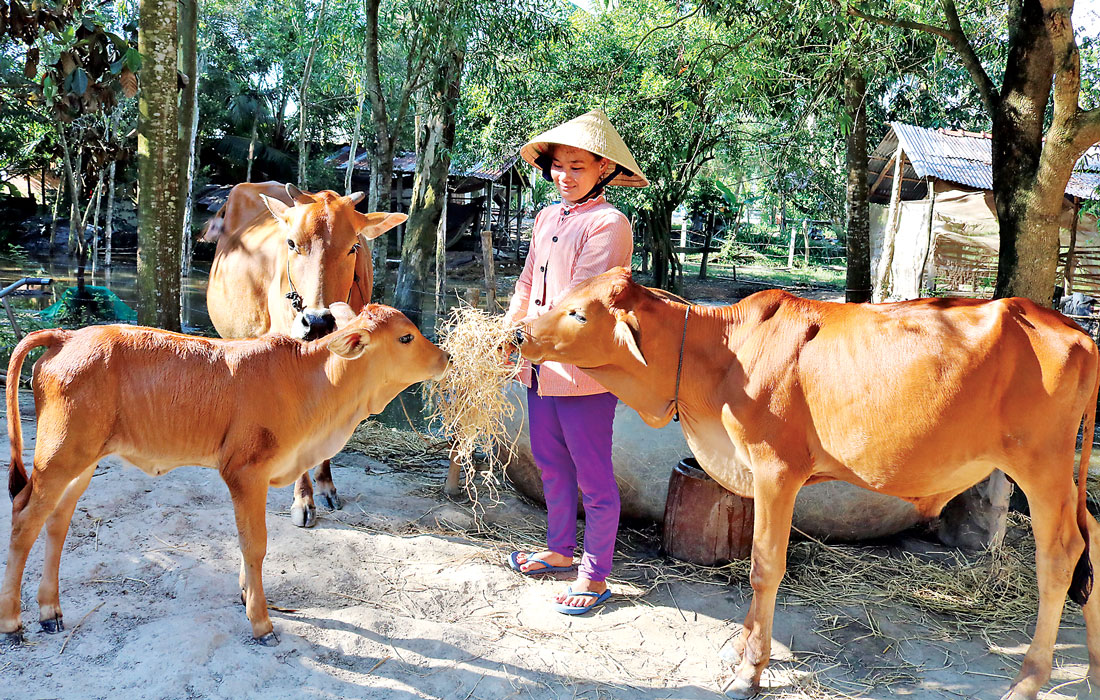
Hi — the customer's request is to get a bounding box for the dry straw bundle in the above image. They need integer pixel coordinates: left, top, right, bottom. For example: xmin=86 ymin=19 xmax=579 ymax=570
xmin=425 ymin=305 xmax=522 ymax=499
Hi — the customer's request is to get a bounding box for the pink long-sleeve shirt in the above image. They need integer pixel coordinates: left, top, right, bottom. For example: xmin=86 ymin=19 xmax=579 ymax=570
xmin=504 ymin=194 xmax=633 ymax=396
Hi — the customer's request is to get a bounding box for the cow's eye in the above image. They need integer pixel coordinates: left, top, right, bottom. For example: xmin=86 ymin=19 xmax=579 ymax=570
xmin=287 ymin=239 xmax=297 ymax=251
xmin=398 ymin=334 xmax=413 ymax=345
xmin=568 ymin=310 xmax=586 ymax=323
xmin=349 ymin=243 xmax=361 ymax=256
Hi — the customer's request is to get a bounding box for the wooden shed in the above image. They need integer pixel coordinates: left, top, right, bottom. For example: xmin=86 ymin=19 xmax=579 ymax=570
xmin=327 ymin=148 xmax=530 ymax=254
xmin=867 ymin=122 xmax=1100 ymax=300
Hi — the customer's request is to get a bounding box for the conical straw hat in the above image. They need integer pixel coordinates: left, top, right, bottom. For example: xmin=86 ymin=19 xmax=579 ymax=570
xmin=520 ymin=109 xmax=649 ymax=188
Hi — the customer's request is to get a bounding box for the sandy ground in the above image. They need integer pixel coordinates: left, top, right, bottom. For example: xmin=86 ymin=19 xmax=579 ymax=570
xmin=1 ymin=390 xmax=1098 ymax=700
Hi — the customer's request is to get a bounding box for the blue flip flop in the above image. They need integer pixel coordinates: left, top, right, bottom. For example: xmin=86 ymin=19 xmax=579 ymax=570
xmin=507 ymin=551 xmax=576 ymax=575
xmin=553 ymin=587 xmax=613 ymax=615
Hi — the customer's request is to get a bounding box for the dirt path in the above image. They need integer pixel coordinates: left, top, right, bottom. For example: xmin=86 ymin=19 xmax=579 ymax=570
xmin=0 ymin=392 xmax=1095 ymax=700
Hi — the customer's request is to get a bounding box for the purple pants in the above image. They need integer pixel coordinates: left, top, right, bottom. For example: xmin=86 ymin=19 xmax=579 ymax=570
xmin=527 ymin=370 xmax=620 ymax=582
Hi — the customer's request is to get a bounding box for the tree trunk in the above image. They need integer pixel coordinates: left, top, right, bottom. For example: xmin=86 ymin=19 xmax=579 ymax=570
xmin=48 ymin=175 xmax=62 ymax=251
xmin=179 ymin=0 xmax=200 ymax=279
xmin=104 ymin=109 xmax=119 ymax=267
xmin=246 ymin=116 xmax=258 ymax=183
xmin=393 ymin=48 xmax=462 ymax=328
xmin=296 ymin=0 xmax=329 ymax=189
xmin=647 ymin=204 xmax=680 ymax=293
xmin=991 ymin=0 xmax=1055 ymax=303
xmin=844 ymin=65 xmax=871 ymax=303
xmin=346 ymin=91 xmax=365 ymax=196
xmin=137 ymin=0 xmax=182 ymax=331
xmin=105 ymin=158 xmax=116 ymax=267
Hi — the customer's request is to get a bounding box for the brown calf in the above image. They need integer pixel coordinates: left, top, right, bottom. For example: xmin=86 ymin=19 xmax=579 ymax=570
xmin=2 ymin=304 xmax=446 ymax=645
xmin=519 ymin=268 xmax=1100 ymax=700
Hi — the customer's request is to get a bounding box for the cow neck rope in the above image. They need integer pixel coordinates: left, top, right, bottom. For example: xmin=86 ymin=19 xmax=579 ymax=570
xmin=284 ymin=256 xmax=358 ymax=314
xmin=673 ymin=304 xmax=690 ymax=423
xmin=285 ymin=256 xmax=304 ymax=313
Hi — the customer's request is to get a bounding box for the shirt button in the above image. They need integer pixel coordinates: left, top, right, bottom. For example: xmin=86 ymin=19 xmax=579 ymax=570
xmin=535 ymin=299 xmax=543 ymax=306
xmin=552 ymin=236 xmax=558 ymax=242
xmin=539 ymin=265 xmax=545 ymax=272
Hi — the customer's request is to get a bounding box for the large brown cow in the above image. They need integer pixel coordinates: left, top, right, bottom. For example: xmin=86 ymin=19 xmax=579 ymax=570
xmin=517 ymin=267 xmax=1100 ymax=700
xmin=1 ymin=304 xmax=447 ymax=645
xmin=205 ymin=181 xmax=406 ymax=528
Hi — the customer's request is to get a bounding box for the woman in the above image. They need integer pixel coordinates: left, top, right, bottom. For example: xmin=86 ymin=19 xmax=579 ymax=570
xmin=503 ymin=109 xmax=649 ymax=615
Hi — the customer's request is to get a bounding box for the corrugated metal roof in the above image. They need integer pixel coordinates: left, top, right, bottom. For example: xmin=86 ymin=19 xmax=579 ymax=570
xmin=870 ymin=122 xmax=1100 ymax=201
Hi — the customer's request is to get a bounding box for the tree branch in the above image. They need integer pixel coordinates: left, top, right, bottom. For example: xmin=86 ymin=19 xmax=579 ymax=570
xmin=1078 ymin=106 xmax=1100 ymax=150
xmin=1041 ymin=1 xmax=1081 ymax=133
xmin=847 ymin=0 xmax=998 ymax=115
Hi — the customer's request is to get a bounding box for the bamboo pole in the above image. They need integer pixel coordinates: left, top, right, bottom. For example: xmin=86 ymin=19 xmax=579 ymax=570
xmin=874 ymin=146 xmax=905 ymax=301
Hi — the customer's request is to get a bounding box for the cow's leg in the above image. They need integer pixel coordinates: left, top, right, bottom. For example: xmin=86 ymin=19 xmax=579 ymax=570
xmin=1000 ymin=473 xmax=1081 ymax=700
xmin=1082 ymin=514 xmax=1100 ymax=688
xmin=313 ymin=460 xmax=341 ymax=511
xmin=728 ymin=472 xmax=803 ymax=698
xmin=291 ymin=472 xmax=316 ymax=528
xmin=1 ymin=469 xmax=70 ymax=643
xmin=226 ymin=472 xmax=276 ymax=644
xmin=37 ymin=464 xmax=96 ymax=633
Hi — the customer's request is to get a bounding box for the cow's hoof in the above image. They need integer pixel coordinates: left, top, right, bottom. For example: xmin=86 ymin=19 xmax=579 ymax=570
xmin=251 ymin=631 xmax=279 ymax=647
xmin=291 ymin=504 xmax=316 ymax=528
xmin=318 ymin=491 xmax=341 ymax=511
xmin=725 ymin=676 xmax=759 ymax=698
xmin=40 ymin=617 xmax=64 ymax=634
xmin=3 ymin=630 xmax=24 ymax=646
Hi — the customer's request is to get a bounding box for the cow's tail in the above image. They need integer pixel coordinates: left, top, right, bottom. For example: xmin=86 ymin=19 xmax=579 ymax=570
xmin=200 ymin=200 xmax=227 ymax=243
xmin=7 ymin=329 xmax=63 ymax=502
xmin=1070 ymin=353 xmax=1100 ymax=606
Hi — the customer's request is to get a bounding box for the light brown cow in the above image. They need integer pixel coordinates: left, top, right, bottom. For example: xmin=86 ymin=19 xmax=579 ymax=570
xmin=1 ymin=304 xmax=447 ymax=645
xmin=518 ymin=267 xmax=1100 ymax=700
xmin=205 ymin=181 xmax=406 ymax=528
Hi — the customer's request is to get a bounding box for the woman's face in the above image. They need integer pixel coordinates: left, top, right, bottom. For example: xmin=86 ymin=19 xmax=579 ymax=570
xmin=549 ymin=145 xmax=608 ymax=204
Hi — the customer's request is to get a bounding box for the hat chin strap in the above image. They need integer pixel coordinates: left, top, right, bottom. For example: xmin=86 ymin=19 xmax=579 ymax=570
xmin=573 ymin=164 xmax=625 ymax=205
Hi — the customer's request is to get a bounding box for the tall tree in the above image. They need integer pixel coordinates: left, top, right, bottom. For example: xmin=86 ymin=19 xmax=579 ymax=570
xmin=843 ymin=64 xmax=871 ymax=303
xmin=138 ymin=0 xmax=182 ymax=330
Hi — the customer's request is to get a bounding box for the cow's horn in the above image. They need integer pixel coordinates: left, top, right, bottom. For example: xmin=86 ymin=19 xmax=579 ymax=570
xmin=285 ymin=183 xmax=313 ymax=204
xmin=347 ymin=191 xmax=365 ymax=205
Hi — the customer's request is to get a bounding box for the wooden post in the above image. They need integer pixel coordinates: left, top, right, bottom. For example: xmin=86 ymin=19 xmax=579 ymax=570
xmin=1066 ymin=196 xmax=1081 ymax=294
xmin=918 ymin=178 xmax=937 ymax=293
xmin=503 ymin=170 xmax=511 ymax=251
xmin=465 ymin=287 xmax=481 ymax=309
xmin=874 ymin=146 xmax=905 ymax=302
xmin=444 ymin=446 xmax=463 ymax=497
xmin=679 ymin=216 xmax=688 ymax=263
xmin=699 ymin=211 xmax=714 ymax=280
xmin=802 ymin=219 xmax=810 ymax=266
xmin=786 ymin=218 xmax=797 ymax=269
xmin=481 ymin=229 xmax=497 ymax=310
xmin=514 ymin=177 xmax=523 ymax=263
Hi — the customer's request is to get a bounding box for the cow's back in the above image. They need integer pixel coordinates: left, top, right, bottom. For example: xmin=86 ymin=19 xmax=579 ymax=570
xmin=207 ymin=182 xmax=291 ymax=338
xmin=731 ymin=293 xmax=1098 ymax=497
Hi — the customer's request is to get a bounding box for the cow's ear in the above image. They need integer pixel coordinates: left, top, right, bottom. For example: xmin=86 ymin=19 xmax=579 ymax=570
xmin=359 ymin=212 xmax=409 ymax=240
xmin=259 ymin=194 xmax=290 ymax=223
xmin=613 ymin=309 xmax=646 ymax=366
xmin=329 ymin=302 xmax=357 ymax=329
xmin=326 ymin=326 xmax=371 ymax=359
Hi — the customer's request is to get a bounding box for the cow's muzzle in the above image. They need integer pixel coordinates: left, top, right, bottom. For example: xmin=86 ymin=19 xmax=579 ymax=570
xmin=296 ymin=309 xmax=337 ymax=341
